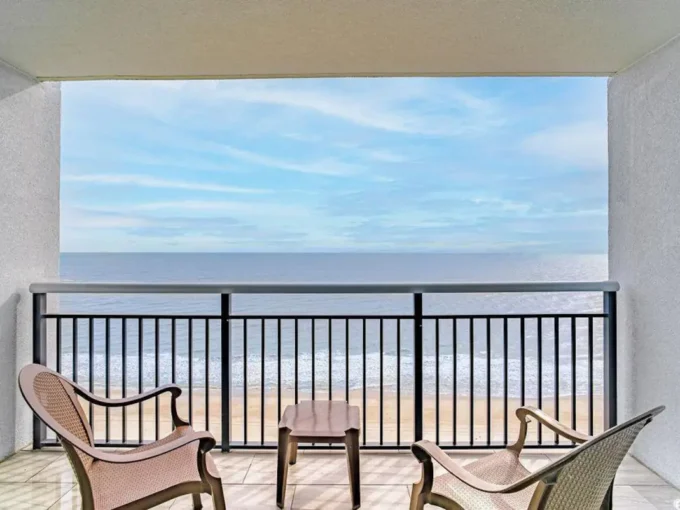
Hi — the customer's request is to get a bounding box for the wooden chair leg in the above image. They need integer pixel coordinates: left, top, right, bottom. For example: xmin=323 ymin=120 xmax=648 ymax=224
xmin=345 ymin=430 xmax=361 ymax=509
xmin=289 ymin=441 xmax=298 ymax=465
xmin=209 ymin=478 xmax=226 ymax=510
xmin=277 ymin=428 xmax=291 ymax=509
xmin=410 ymin=459 xmax=433 ymax=510
xmin=192 ymin=493 xmax=203 ymax=510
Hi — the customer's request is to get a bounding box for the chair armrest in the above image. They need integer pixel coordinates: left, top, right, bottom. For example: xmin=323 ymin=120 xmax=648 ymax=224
xmin=517 ymin=407 xmax=591 ymax=443
xmin=412 ymin=440 xmax=546 ymax=494
xmin=74 ymin=384 xmax=189 ymax=427
xmin=74 ymin=429 xmax=217 ymax=464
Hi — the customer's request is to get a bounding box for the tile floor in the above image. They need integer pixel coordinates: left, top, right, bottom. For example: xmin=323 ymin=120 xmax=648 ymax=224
xmin=0 ymin=448 xmax=677 ymax=509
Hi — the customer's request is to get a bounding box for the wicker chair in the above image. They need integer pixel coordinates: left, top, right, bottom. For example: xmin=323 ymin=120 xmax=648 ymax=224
xmin=19 ymin=364 xmax=225 ymax=510
xmin=410 ymin=405 xmax=664 ymax=510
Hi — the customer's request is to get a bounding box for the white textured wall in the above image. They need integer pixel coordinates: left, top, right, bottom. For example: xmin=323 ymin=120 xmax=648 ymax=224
xmin=609 ymin=36 xmax=680 ymax=486
xmin=0 ymin=61 xmax=60 ymax=458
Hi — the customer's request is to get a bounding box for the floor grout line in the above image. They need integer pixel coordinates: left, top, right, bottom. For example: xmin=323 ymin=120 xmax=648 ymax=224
xmin=24 ymin=453 xmax=66 ymax=483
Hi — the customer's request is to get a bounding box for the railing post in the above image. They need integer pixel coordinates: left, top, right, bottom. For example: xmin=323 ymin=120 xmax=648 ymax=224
xmin=413 ymin=293 xmax=423 ymax=442
xmin=603 ymin=290 xmax=618 ymax=510
xmin=603 ymin=291 xmax=618 ymax=429
xmin=32 ymin=292 xmax=47 ymax=449
xmin=221 ymin=293 xmax=232 ymax=452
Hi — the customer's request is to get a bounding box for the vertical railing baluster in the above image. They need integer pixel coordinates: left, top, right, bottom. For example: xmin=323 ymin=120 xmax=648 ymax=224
xmin=604 ymin=292 xmax=618 ymax=430
xmin=171 ymin=319 xmax=176 ymax=385
xmin=171 ymin=319 xmax=177 ymax=430
xmin=537 ymin=318 xmax=543 ymax=444
xmin=139 ymin=318 xmax=143 ymax=443
xmin=486 ymin=317 xmax=491 ymax=446
xmin=155 ymin=318 xmax=160 ymax=441
xmin=503 ymin=317 xmax=508 ymax=446
xmin=105 ymin=318 xmax=110 ymax=443
xmin=453 ymin=318 xmax=457 ymax=446
xmin=188 ymin=318 xmax=193 ymax=426
xmin=261 ymin=319 xmax=265 ymax=445
xmin=221 ymin=294 xmax=232 ymax=452
xmin=329 ymin=318 xmax=333 ymax=402
xmin=435 ymin=318 xmax=440 ymax=445
xmin=571 ymin=316 xmax=577 ymax=441
xmin=312 ymin=318 xmax=316 ymax=401
xmin=588 ymin=317 xmax=594 ymax=436
xmin=294 ymin=319 xmax=299 ymax=405
xmin=469 ymin=318 xmax=474 ymax=447
xmin=345 ymin=318 xmax=350 ymax=403
xmin=73 ymin=318 xmax=79 ymax=384
xmin=554 ymin=317 xmax=559 ymax=444
xmin=205 ymin=318 xmax=210 ymax=433
xmin=243 ymin=319 xmax=248 ymax=445
xmin=89 ymin=318 xmax=94 ymax=433
xmin=380 ymin=318 xmax=384 ymax=445
xmin=278 ymin=319 xmax=282 ymax=422
xmin=520 ymin=318 xmax=525 ymax=408
xmin=362 ymin=318 xmax=367 ymax=445
xmin=413 ymin=293 xmax=424 ymax=443
xmin=32 ymin=293 xmax=47 ymax=449
xmin=397 ymin=318 xmax=401 ymax=447
xmin=56 ymin=317 xmax=62 ymax=374
xmin=122 ymin=318 xmax=127 ymax=443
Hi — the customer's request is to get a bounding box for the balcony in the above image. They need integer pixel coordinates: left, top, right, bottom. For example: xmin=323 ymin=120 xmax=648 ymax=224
xmin=5 ymin=281 xmax=673 ymax=507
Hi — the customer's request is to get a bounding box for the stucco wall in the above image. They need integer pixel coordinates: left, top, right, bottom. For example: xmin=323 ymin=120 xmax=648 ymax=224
xmin=0 ymin=61 xmax=60 ymax=458
xmin=609 ymin=36 xmax=680 ymax=486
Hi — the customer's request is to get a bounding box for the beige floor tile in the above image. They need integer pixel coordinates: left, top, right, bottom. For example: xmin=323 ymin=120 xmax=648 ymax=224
xmin=220 ymin=485 xmax=294 ymax=509
xmin=615 ymin=457 xmax=668 ymax=486
xmin=27 ymin=457 xmax=76 ymax=484
xmin=210 ymin=452 xmax=255 ymax=484
xmin=0 ymin=482 xmax=73 ymax=510
xmin=360 ymin=454 xmax=421 ymax=485
xmin=292 ymin=485 xmax=410 ymax=509
xmin=0 ymin=452 xmax=64 ymax=483
xmin=613 ymin=486 xmax=658 ymax=510
xmin=245 ymin=453 xmax=350 ymax=485
xmin=518 ymin=453 xmax=552 ymax=471
xmin=48 ymin=488 xmax=81 ymax=510
xmin=632 ymin=485 xmax=680 ymax=508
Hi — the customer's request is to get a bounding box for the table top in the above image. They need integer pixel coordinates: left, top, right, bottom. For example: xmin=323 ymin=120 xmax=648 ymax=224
xmin=279 ymin=401 xmax=360 ymax=438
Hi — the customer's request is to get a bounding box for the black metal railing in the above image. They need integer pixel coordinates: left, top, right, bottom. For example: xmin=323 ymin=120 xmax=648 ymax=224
xmin=30 ymin=281 xmax=618 ymax=452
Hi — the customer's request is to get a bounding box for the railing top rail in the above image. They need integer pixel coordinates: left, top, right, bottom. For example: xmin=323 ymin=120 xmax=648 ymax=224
xmin=30 ymin=280 xmax=620 ymax=294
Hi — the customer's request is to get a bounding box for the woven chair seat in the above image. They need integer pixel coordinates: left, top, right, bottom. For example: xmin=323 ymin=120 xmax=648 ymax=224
xmin=432 ymin=450 xmax=536 ymax=510
xmin=89 ymin=438 xmax=203 ymax=510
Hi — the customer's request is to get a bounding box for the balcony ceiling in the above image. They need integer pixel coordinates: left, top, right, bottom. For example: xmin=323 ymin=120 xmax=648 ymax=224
xmin=1 ymin=0 xmax=680 ymax=80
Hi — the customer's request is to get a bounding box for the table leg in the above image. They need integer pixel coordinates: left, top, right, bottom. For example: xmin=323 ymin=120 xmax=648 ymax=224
xmin=277 ymin=428 xmax=291 ymax=509
xmin=345 ymin=430 xmax=361 ymax=509
xmin=289 ymin=441 xmax=298 ymax=465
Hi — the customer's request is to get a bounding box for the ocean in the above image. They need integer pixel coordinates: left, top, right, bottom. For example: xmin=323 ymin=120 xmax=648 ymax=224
xmin=58 ymin=253 xmax=608 ymax=399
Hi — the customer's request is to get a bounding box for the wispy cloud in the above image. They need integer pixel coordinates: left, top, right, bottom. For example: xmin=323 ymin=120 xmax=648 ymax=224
xmin=521 ymin=121 xmax=607 ymax=169
xmin=200 ymin=143 xmax=363 ymax=176
xmin=214 ymin=79 xmax=504 ymax=136
xmin=62 ymin=173 xmax=270 ymax=194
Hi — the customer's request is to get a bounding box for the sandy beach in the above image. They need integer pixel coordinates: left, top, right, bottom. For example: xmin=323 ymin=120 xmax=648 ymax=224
xmin=73 ymin=387 xmax=604 ymax=448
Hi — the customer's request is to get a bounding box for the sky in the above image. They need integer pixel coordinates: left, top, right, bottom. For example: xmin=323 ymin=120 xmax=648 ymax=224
xmin=61 ymin=77 xmax=608 ymax=253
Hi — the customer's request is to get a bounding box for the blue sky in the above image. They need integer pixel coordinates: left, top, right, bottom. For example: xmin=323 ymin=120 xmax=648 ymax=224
xmin=61 ymin=77 xmax=607 ymax=253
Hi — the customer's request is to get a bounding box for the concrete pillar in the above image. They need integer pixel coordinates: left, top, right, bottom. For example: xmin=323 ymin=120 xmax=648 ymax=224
xmin=0 ymin=60 xmax=60 ymax=458
xmin=609 ymin=36 xmax=680 ymax=486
